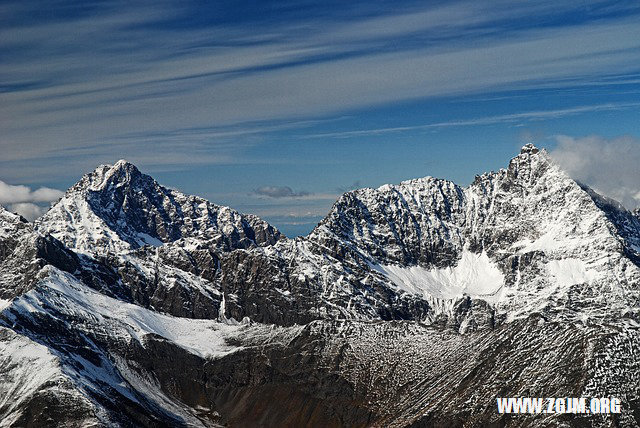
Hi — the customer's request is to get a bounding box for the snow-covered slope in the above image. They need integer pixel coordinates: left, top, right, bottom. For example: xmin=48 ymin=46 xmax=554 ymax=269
xmin=308 ymin=144 xmax=640 ymax=324
xmin=36 ymin=160 xmax=281 ymax=255
xmin=31 ymin=145 xmax=640 ymax=327
xmin=372 ymin=249 xmax=504 ymax=302
xmin=0 ymin=264 xmax=304 ymax=426
xmin=1 ymin=144 xmax=639 ymax=426
xmin=0 ymin=206 xmax=29 ymax=240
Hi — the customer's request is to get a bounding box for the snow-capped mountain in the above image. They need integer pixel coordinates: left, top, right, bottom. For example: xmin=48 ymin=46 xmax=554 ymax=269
xmin=34 ymin=160 xmax=434 ymax=324
xmin=310 ymin=144 xmax=639 ymax=324
xmin=1 ymin=145 xmax=639 ymax=426
xmin=36 ymin=160 xmax=281 ymax=255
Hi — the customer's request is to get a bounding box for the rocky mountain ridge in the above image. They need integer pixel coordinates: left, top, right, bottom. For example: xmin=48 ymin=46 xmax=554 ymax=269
xmin=0 ymin=144 xmax=639 ymax=426
xmin=36 ymin=159 xmax=281 ymax=255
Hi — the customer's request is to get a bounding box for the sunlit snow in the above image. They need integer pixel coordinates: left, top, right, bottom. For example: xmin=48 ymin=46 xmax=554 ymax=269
xmin=6 ymin=267 xmax=242 ymax=359
xmin=546 ymin=258 xmax=597 ymax=287
xmin=373 ymin=250 xmax=504 ymax=302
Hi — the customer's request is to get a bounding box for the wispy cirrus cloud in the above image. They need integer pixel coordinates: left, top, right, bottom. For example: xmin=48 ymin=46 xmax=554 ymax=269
xmin=2 ymin=0 xmax=640 ymax=174
xmin=303 ymin=103 xmax=640 ymax=138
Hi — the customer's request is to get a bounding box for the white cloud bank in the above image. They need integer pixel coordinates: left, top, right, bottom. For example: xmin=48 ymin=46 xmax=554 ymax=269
xmin=7 ymin=202 xmax=46 ymax=221
xmin=0 ymin=180 xmax=64 ymax=220
xmin=550 ymin=135 xmax=640 ymax=210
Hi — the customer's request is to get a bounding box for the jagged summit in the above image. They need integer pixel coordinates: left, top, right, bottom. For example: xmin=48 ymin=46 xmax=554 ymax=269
xmin=103 ymin=158 xmax=138 ymax=173
xmin=503 ymin=143 xmax=554 ymax=184
xmin=312 ymin=144 xmax=557 ymax=265
xmin=2 ymin=144 xmax=640 ymax=426
xmin=519 ymin=142 xmax=540 ymax=154
xmin=74 ymin=159 xmax=142 ymax=193
xmin=26 ymin=148 xmax=640 ymax=324
xmin=36 ymin=161 xmax=281 ymax=255
xmin=0 ymin=204 xmax=21 ymax=223
xmin=113 ymin=158 xmax=132 ymax=167
xmin=309 ymin=144 xmax=640 ymax=324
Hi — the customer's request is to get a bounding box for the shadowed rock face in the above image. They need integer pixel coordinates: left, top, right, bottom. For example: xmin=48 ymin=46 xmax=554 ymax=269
xmin=1 ymin=145 xmax=639 ymax=426
xmin=3 ymin=294 xmax=638 ymax=427
xmin=36 ymin=160 xmax=282 ymax=255
xmin=28 ymin=147 xmax=640 ymax=327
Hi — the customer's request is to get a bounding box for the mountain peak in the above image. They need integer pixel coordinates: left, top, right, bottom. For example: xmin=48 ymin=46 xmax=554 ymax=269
xmin=0 ymin=205 xmax=30 ymax=238
xmin=113 ymin=159 xmax=132 ymax=167
xmin=61 ymin=160 xmax=145 ymax=196
xmin=512 ymin=144 xmax=551 ymax=165
xmin=503 ymin=143 xmax=555 ymax=186
xmin=103 ymin=159 xmax=141 ymax=181
xmin=36 ymin=161 xmax=281 ymax=254
xmin=109 ymin=159 xmax=141 ymax=175
xmin=519 ymin=143 xmax=540 ymax=154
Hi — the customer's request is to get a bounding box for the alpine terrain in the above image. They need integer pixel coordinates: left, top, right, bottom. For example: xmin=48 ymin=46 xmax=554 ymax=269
xmin=1 ymin=144 xmax=639 ymax=427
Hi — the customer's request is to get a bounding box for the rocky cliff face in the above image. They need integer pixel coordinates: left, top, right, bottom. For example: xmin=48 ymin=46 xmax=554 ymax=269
xmin=1 ymin=145 xmax=639 ymax=427
xmin=36 ymin=160 xmax=281 ymax=255
xmin=309 ymin=144 xmax=639 ymax=324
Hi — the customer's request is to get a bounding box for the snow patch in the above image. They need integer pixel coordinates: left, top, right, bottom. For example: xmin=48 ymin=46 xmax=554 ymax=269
xmin=374 ymin=250 xmax=504 ymax=302
xmin=10 ymin=267 xmax=242 ymax=359
xmin=137 ymin=232 xmax=163 ymax=247
xmin=0 ymin=330 xmax=64 ymax=425
xmin=546 ymin=258 xmax=596 ymax=286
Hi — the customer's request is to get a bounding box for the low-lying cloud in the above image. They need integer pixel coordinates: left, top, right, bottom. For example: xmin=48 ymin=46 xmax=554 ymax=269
xmin=0 ymin=180 xmax=64 ymax=220
xmin=0 ymin=180 xmax=64 ymax=205
xmin=253 ymin=186 xmax=310 ymax=198
xmin=6 ymin=202 xmax=46 ymax=221
xmin=550 ymin=135 xmax=640 ymax=210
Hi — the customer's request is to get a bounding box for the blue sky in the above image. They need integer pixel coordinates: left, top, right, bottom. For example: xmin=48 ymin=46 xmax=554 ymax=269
xmin=1 ymin=0 xmax=640 ymax=235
